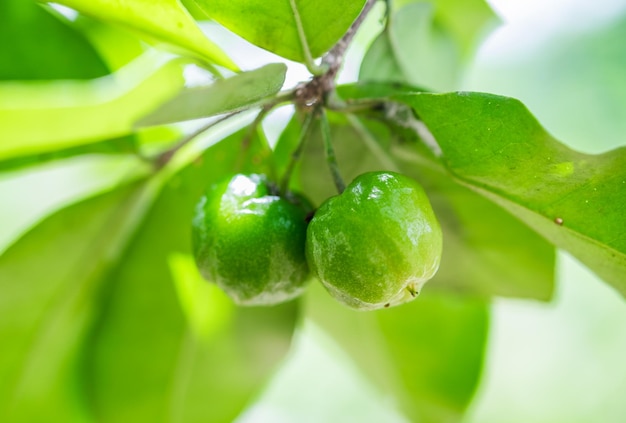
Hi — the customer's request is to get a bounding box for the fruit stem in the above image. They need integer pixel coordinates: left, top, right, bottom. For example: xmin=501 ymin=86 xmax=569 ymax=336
xmin=279 ymin=109 xmax=317 ymax=195
xmin=320 ymin=109 xmax=346 ymax=194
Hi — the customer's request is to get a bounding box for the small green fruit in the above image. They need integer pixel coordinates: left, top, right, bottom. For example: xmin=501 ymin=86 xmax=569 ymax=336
xmin=192 ymin=174 xmax=311 ymax=306
xmin=306 ymin=171 xmax=442 ymax=310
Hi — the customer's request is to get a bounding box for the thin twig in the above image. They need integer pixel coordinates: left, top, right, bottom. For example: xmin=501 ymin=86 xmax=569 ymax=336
xmin=155 ymin=90 xmax=296 ymax=169
xmin=155 ymin=111 xmax=243 ymax=169
xmin=293 ymin=0 xmax=379 ymax=108
xmin=279 ymin=109 xmax=317 ymax=195
xmin=320 ymin=109 xmax=346 ymax=193
xmin=322 ymin=0 xmax=378 ymax=81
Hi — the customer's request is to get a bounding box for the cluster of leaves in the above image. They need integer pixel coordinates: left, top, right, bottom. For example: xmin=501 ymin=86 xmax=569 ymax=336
xmin=1 ymin=0 xmax=624 ymax=422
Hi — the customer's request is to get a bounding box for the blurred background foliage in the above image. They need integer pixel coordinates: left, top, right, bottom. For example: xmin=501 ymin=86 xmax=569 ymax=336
xmin=1 ymin=0 xmax=625 ymax=422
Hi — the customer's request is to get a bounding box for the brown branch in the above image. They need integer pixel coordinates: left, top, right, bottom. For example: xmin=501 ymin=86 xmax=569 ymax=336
xmin=322 ymin=0 xmax=378 ymax=81
xmin=294 ymin=0 xmax=379 ymax=108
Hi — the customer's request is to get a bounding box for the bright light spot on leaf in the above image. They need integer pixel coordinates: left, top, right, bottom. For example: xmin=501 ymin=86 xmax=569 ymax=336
xmin=549 ymin=162 xmax=574 ymax=177
xmin=168 ymin=253 xmax=234 ymax=341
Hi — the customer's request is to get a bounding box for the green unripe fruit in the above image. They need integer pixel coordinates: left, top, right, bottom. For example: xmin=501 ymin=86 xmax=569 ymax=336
xmin=306 ymin=171 xmax=442 ymax=310
xmin=192 ymin=174 xmax=311 ymax=306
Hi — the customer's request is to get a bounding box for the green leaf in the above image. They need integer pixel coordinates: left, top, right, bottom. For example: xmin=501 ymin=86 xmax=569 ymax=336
xmin=307 ymin=283 xmax=489 ymax=423
xmin=0 ymin=0 xmax=108 ymax=80
xmin=137 ymin=63 xmax=288 ymax=127
xmin=399 ymin=155 xmax=555 ymax=300
xmin=0 ymin=135 xmax=139 ymax=173
xmin=275 ymin=108 xmax=554 ymax=300
xmin=392 ymin=0 xmax=496 ymax=56
xmin=359 ymin=32 xmax=407 ymax=85
xmin=44 ymin=0 xmax=237 ymax=71
xmin=192 ymin=0 xmax=366 ymax=63
xmin=0 ymin=124 xmax=293 ymax=422
xmin=362 ymin=2 xmax=458 ymax=91
xmin=336 ymin=80 xmax=425 ymax=101
xmin=86 ymin=129 xmax=297 ymax=423
xmin=0 ymin=154 xmax=151 ymax=255
xmin=0 ymin=183 xmax=150 ymax=423
xmin=180 ymin=0 xmax=211 ymax=21
xmin=73 ymin=14 xmax=146 ymax=71
xmin=399 ymin=91 xmax=626 ymax=297
xmin=360 ymin=0 xmax=495 ymax=91
xmin=0 ymin=55 xmax=186 ymax=160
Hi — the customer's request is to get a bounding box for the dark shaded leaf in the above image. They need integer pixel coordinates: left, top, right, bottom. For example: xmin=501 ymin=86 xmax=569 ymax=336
xmin=0 ymin=1 xmax=107 ymax=80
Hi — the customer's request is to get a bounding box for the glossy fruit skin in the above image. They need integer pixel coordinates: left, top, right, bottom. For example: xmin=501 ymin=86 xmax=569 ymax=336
xmin=192 ymin=174 xmax=311 ymax=306
xmin=306 ymin=171 xmax=442 ymax=310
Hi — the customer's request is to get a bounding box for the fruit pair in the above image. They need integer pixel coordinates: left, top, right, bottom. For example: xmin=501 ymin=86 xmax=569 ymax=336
xmin=192 ymin=171 xmax=442 ymax=310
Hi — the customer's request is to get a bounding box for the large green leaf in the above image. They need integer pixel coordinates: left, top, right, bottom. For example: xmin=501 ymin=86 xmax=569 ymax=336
xmin=43 ymin=0 xmax=237 ymax=71
xmin=0 ymin=183 xmax=150 ymax=423
xmin=0 ymin=154 xmax=151 ymax=255
xmin=399 ymin=91 xmax=626 ymax=297
xmin=137 ymin=63 xmax=288 ymax=126
xmin=0 ymin=55 xmax=186 ymax=160
xmin=394 ymin=145 xmax=555 ymax=300
xmin=361 ymin=0 xmax=495 ymax=91
xmin=0 ymin=123 xmax=294 ymax=422
xmin=192 ymin=0 xmax=366 ymax=63
xmin=275 ymin=109 xmax=554 ymax=300
xmin=306 ymin=283 xmax=489 ymax=423
xmin=73 ymin=15 xmax=146 ymax=71
xmin=0 ymin=0 xmax=107 ymax=80
xmin=0 ymin=135 xmax=140 ymax=173
xmin=86 ymin=129 xmax=295 ymax=423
